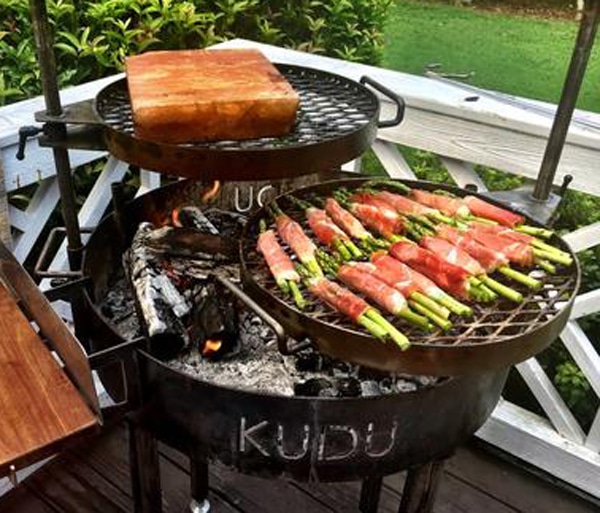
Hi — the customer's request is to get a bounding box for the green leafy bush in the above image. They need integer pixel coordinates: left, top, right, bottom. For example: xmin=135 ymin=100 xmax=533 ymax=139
xmin=0 ymin=0 xmax=391 ymax=105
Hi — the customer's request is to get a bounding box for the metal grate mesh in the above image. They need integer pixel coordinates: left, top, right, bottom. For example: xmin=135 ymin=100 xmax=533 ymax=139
xmin=95 ymin=64 xmax=378 ymax=150
xmin=242 ymin=186 xmax=579 ymax=348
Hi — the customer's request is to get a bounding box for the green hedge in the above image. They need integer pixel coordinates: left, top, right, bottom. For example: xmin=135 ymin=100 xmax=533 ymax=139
xmin=0 ymin=0 xmax=391 ymax=105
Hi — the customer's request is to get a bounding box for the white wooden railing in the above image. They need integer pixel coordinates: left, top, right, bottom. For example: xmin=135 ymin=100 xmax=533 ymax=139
xmin=1 ymin=39 xmax=599 ymax=497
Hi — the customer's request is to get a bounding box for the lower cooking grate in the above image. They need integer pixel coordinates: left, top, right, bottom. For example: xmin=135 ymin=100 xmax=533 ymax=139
xmin=242 ymin=181 xmax=579 ymax=349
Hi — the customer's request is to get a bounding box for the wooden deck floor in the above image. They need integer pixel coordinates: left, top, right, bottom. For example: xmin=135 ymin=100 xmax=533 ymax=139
xmin=0 ymin=424 xmax=597 ymax=513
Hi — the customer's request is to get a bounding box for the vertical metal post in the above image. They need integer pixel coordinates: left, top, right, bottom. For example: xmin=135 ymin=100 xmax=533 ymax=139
xmin=29 ymin=0 xmax=83 ymax=270
xmin=532 ymin=0 xmax=600 ymax=201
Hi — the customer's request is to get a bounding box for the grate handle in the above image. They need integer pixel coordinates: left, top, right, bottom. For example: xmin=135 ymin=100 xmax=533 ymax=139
xmin=213 ymin=274 xmax=289 ymax=351
xmin=360 ymin=76 xmax=405 ymax=128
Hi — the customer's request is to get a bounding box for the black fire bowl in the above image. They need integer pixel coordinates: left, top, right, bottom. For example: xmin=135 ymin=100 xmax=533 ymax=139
xmin=140 ymin=351 xmax=508 ymax=482
xmin=81 ymin=176 xmax=507 ymax=482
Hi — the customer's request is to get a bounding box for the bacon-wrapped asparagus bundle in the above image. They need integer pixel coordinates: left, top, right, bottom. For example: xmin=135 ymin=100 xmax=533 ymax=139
xmin=358 ymin=188 xmax=452 ymax=227
xmin=324 ymin=197 xmax=390 ymax=251
xmin=333 ymin=191 xmax=405 ymax=241
xmin=316 ymin=251 xmax=435 ymax=331
xmin=436 ymin=224 xmax=542 ymax=289
xmin=408 ymin=188 xmax=559 ymax=241
xmin=380 ymin=186 xmax=569 ymax=269
xmin=257 ymin=220 xmax=306 ymax=308
xmin=411 ymin=189 xmax=471 ymax=218
xmin=370 ymin=251 xmax=471 ymax=318
xmin=297 ymin=265 xmax=410 ymax=350
xmin=389 ymin=240 xmax=497 ymax=302
xmin=468 ymin=223 xmax=572 ymax=267
xmin=419 ymin=235 xmax=523 ymax=303
xmin=269 ymin=202 xmax=323 ymax=277
xmin=288 ymin=197 xmax=363 ymax=260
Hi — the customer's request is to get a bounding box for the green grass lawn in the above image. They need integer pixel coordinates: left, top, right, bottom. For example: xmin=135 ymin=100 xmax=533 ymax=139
xmin=382 ymin=1 xmax=600 ymax=112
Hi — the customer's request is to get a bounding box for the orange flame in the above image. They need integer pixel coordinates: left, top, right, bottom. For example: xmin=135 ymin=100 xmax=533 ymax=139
xmin=202 ymin=339 xmax=222 ymax=356
xmin=201 ymin=181 xmax=220 ymax=203
xmin=171 ymin=208 xmax=182 ymax=227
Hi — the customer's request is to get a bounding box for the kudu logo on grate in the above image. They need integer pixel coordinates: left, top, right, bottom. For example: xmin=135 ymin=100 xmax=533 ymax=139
xmin=239 ymin=417 xmax=398 ymax=462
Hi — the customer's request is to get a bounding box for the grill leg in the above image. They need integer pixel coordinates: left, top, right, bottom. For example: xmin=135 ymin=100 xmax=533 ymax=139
xmin=359 ymin=475 xmax=383 ymax=513
xmin=398 ymin=460 xmax=445 ymax=513
xmin=190 ymin=448 xmax=210 ymax=512
xmin=129 ymin=420 xmax=162 ymax=513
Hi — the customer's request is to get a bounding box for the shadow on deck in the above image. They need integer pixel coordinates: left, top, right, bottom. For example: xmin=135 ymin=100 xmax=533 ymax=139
xmin=0 ymin=424 xmax=596 ymax=513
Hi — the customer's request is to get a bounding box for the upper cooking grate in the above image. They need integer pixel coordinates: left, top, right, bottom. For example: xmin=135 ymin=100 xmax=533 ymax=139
xmin=95 ymin=64 xmax=378 ymax=151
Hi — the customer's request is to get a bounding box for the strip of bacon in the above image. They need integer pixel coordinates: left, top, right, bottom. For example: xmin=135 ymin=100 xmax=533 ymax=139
xmin=420 ymin=235 xmax=485 ymax=276
xmin=337 ymin=264 xmax=407 ymax=314
xmin=411 ymin=190 xmax=470 ymax=217
xmin=351 ymin=192 xmax=405 ymax=219
xmin=349 ymin=203 xmax=404 ymax=239
xmin=436 ymin=225 xmax=508 ymax=273
xmin=469 ymin=222 xmax=533 ymax=244
xmin=369 ymin=253 xmax=437 ymax=297
xmin=389 ymin=241 xmax=471 ymax=299
xmin=307 ymin=276 xmax=369 ymax=321
xmin=325 ymin=198 xmax=372 ymax=240
xmin=464 ymin=196 xmax=525 ymax=227
xmin=306 ymin=208 xmax=349 ymax=247
xmin=372 ymin=190 xmax=437 ymax=216
xmin=276 ymin=214 xmax=318 ymax=264
xmin=467 ymin=225 xmax=534 ymax=267
xmin=257 ymin=229 xmax=299 ymax=282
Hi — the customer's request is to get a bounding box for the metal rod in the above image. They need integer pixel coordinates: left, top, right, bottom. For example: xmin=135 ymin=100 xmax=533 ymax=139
xmin=29 ymin=0 xmax=83 ymax=268
xmin=532 ymin=0 xmax=600 ymax=201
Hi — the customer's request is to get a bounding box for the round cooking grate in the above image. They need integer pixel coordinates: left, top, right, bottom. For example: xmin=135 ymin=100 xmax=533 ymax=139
xmin=95 ymin=64 xmax=379 ymax=151
xmin=240 ymin=178 xmax=580 ymax=375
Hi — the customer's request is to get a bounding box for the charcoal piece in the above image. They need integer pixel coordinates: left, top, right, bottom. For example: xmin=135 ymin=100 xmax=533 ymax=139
xmin=416 ymin=376 xmax=437 ymax=387
xmin=189 ymin=278 xmax=239 ymax=361
xmin=357 ymin=367 xmax=388 ymax=381
xmin=378 ymin=377 xmax=394 ymax=395
xmin=334 ymin=377 xmax=361 ymax=397
xmin=124 ymin=222 xmax=190 ymax=359
xmin=360 ymin=381 xmax=381 ymax=397
xmin=294 ymin=352 xmax=324 ymax=372
xmin=318 ymin=387 xmax=339 ymax=398
xmin=101 ymin=303 xmax=115 ymax=319
xmin=395 ymin=380 xmax=418 ymax=393
xmin=294 ymin=378 xmax=334 ymax=397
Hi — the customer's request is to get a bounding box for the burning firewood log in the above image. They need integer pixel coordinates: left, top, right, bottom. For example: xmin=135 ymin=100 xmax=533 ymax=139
xmin=189 ymin=277 xmax=240 ymax=361
xmin=124 ymin=222 xmax=191 ymax=358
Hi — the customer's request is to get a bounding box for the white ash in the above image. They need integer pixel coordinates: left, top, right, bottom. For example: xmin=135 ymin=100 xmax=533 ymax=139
xmin=100 ymin=278 xmax=441 ymax=397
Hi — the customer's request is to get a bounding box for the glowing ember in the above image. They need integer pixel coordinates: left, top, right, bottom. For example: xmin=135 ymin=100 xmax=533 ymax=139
xmin=202 ymin=339 xmax=222 ymax=356
xmin=201 ymin=181 xmax=220 ymax=203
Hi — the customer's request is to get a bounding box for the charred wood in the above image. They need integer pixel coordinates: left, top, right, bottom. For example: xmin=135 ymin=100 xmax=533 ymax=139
xmin=142 ymin=226 xmax=237 ymax=261
xmin=174 ymin=206 xmax=219 ymax=234
xmin=124 ymin=222 xmax=191 ymax=358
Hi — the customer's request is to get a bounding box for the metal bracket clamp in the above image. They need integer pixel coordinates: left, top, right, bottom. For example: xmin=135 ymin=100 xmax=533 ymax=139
xmin=16 ymin=125 xmax=43 ymax=160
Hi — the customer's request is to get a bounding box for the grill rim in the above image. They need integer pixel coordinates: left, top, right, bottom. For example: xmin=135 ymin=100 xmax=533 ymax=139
xmin=239 ymin=177 xmax=580 ymax=374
